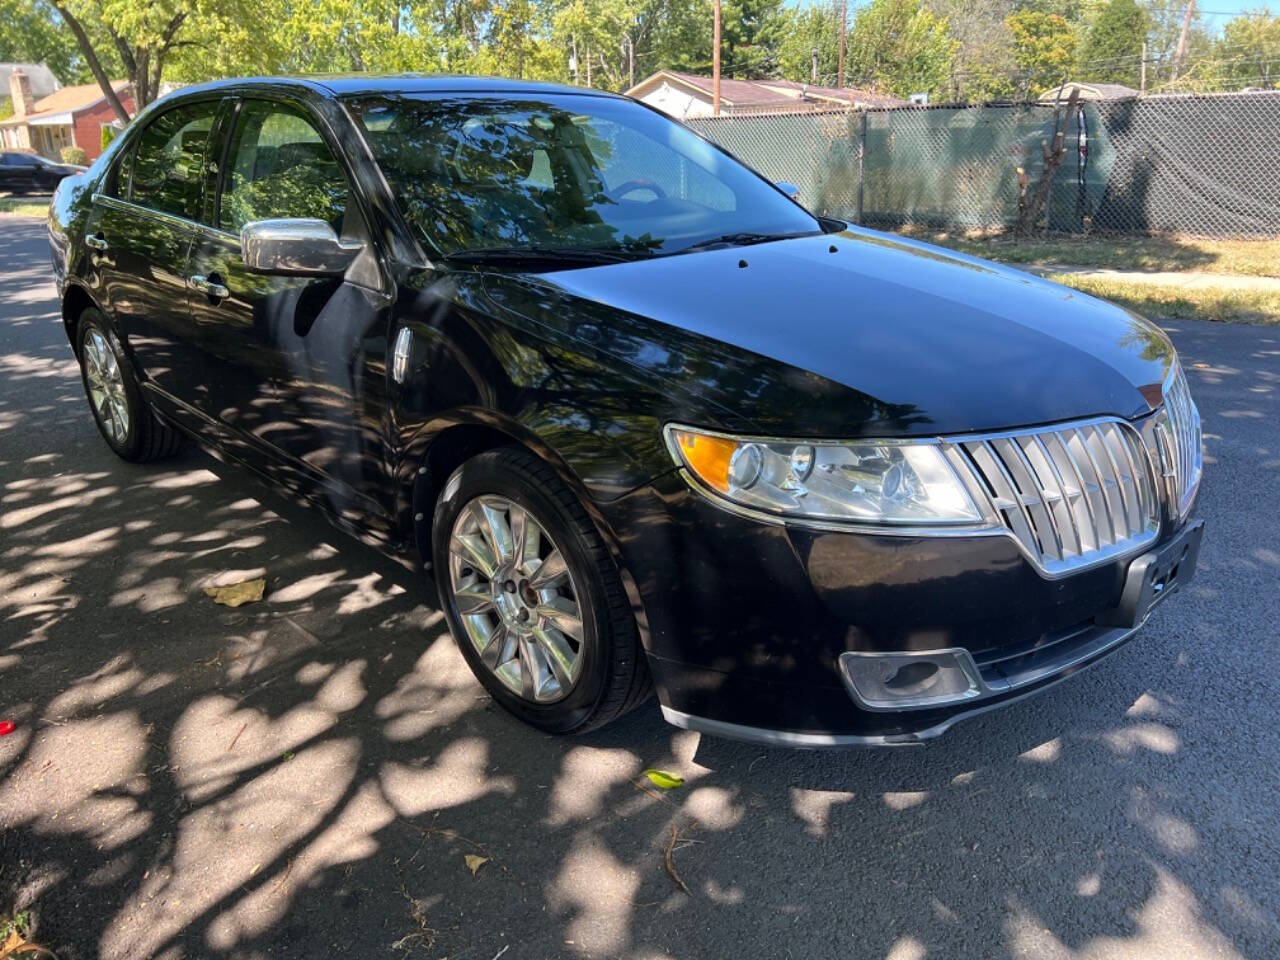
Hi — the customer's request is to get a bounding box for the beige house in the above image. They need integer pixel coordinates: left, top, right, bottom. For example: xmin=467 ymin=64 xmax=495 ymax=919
xmin=626 ymin=71 xmax=907 ymax=119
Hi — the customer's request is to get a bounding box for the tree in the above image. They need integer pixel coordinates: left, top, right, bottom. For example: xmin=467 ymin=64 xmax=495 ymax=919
xmin=846 ymin=0 xmax=959 ymax=98
xmin=46 ymin=0 xmax=202 ymax=122
xmin=1078 ymin=0 xmax=1145 ymax=85
xmin=931 ymin=0 xmax=1018 ymax=102
xmin=1007 ymin=9 xmax=1077 ymax=94
xmin=1213 ymin=9 xmax=1280 ymax=88
xmin=0 ymin=0 xmax=93 ymax=82
xmin=552 ymin=0 xmax=710 ymax=90
xmin=777 ymin=0 xmax=844 ymax=84
xmin=719 ymin=0 xmax=787 ymax=77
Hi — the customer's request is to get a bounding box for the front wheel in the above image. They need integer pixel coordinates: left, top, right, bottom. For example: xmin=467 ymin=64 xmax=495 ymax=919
xmin=431 ymin=447 xmax=651 ymax=734
xmin=76 ymin=309 xmax=183 ymax=462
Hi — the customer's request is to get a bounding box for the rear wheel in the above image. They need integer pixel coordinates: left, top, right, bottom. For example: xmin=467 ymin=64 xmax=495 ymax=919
xmin=431 ymin=447 xmax=651 ymax=733
xmin=77 ymin=309 xmax=183 ymax=462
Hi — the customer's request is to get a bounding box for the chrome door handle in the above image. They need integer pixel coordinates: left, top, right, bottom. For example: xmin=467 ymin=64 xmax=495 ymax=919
xmin=189 ymin=274 xmax=230 ymax=299
xmin=85 ymin=233 xmax=108 ymax=251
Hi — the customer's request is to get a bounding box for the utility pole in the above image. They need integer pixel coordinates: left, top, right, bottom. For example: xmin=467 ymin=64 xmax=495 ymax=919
xmin=837 ymin=0 xmax=848 ymax=89
xmin=586 ymin=46 xmax=592 ymax=87
xmin=1171 ymin=0 xmax=1195 ymax=84
xmin=1140 ymin=41 xmax=1147 ymax=94
xmin=627 ymin=35 xmax=635 ymax=89
xmin=713 ymin=0 xmax=722 ymax=115
xmin=812 ymin=47 xmax=819 ymax=84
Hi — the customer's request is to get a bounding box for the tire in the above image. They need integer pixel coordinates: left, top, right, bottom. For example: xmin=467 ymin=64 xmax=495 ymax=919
xmin=431 ymin=447 xmax=652 ymax=734
xmin=76 ymin=308 xmax=183 ymax=462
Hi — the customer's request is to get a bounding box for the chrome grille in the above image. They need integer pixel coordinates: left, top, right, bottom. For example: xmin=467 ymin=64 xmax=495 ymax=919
xmin=1160 ymin=364 xmax=1203 ymax=519
xmin=952 ymin=420 xmax=1159 ymax=576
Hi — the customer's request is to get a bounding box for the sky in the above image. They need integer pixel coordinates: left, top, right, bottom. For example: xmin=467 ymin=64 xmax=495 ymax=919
xmin=1195 ymin=1 xmax=1276 ymax=24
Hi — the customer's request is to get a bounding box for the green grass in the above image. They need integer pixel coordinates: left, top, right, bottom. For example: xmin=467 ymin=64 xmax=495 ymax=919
xmin=1058 ymin=275 xmax=1280 ymax=325
xmin=0 ymin=195 xmax=50 ymax=217
xmin=901 ymin=228 xmax=1280 ymax=279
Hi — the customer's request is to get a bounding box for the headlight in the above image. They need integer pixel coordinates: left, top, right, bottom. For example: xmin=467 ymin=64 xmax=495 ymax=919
xmin=665 ymin=425 xmax=982 ymax=525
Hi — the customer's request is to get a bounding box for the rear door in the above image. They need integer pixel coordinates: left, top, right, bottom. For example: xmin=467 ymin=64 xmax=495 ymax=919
xmin=189 ymin=96 xmax=391 ymax=520
xmin=83 ymin=99 xmax=222 ymax=408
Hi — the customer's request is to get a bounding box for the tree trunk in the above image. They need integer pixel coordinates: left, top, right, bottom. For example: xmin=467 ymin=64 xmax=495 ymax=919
xmin=49 ymin=1 xmax=133 ymax=123
xmin=1017 ymin=88 xmax=1079 ymax=237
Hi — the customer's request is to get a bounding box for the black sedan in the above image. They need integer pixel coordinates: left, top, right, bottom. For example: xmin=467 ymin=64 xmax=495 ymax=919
xmin=47 ymin=76 xmax=1204 ymax=746
xmin=1 ymin=150 xmax=85 ymax=194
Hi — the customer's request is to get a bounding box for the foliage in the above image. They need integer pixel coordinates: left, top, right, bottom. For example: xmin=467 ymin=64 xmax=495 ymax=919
xmin=101 ymin=124 xmax=120 ymax=151
xmin=845 ymin=0 xmax=959 ymax=98
xmin=719 ymin=0 xmax=788 ymax=78
xmin=1007 ymin=10 xmax=1076 ymax=94
xmin=776 ymin=1 xmax=844 ymax=84
xmin=0 ymin=96 xmax=12 ymax=121
xmin=1214 ymin=10 xmax=1280 ymax=88
xmin=0 ymin=0 xmax=93 ymax=83
xmin=931 ymin=0 xmax=1018 ymax=102
xmin=9 ymin=0 xmax=1278 ymax=115
xmin=60 ymin=145 xmax=88 ymax=164
xmin=1078 ymin=0 xmax=1145 ymax=85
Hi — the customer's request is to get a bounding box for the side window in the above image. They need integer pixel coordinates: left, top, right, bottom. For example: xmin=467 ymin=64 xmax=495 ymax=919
xmin=129 ymin=102 xmax=220 ymax=218
xmin=219 ymin=101 xmax=348 ymax=233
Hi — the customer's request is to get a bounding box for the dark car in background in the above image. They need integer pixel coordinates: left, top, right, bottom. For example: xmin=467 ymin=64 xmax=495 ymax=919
xmin=47 ymin=76 xmax=1204 ymax=746
xmin=1 ymin=151 xmax=86 ymax=194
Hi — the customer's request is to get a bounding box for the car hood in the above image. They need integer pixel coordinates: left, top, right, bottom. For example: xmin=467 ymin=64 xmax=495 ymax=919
xmin=483 ymin=226 xmax=1175 ymax=438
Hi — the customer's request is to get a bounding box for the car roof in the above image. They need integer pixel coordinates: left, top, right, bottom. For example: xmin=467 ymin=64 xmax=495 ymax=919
xmin=166 ymin=74 xmax=626 ymax=102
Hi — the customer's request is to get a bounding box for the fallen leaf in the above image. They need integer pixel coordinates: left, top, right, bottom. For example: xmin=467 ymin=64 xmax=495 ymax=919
xmin=0 ymin=928 xmax=56 ymax=958
xmin=204 ymin=578 xmax=265 ymax=608
xmin=464 ymin=854 xmax=489 ymax=876
xmin=644 ymin=769 xmax=684 ymax=789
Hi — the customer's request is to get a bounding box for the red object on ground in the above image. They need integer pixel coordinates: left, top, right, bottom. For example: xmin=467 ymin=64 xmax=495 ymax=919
xmin=0 ymin=720 xmax=15 ymax=736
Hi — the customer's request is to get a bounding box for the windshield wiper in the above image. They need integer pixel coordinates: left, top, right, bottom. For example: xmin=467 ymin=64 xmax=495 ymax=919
xmin=442 ymin=246 xmax=644 ymax=266
xmin=676 ymin=231 xmax=817 ymax=254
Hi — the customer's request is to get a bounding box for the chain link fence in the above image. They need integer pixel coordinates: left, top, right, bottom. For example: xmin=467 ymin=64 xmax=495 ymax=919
xmin=687 ymin=91 xmax=1280 ymax=238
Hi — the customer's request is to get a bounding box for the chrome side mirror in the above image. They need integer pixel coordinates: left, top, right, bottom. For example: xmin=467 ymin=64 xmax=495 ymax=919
xmin=240 ymin=218 xmax=364 ymax=277
xmin=775 ymin=181 xmax=801 ymax=201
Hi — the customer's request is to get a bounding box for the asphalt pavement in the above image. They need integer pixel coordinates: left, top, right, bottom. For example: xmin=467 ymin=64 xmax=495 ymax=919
xmin=2 ymin=214 xmax=1278 ymax=960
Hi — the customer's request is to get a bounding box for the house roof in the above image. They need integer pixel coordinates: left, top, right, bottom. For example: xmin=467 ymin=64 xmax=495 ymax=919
xmin=0 ymin=81 xmax=130 ymax=127
xmin=1 ymin=63 xmax=61 ymax=99
xmin=755 ymin=78 xmax=909 ymax=109
xmin=1040 ymin=81 xmax=1140 ymax=102
xmin=627 ymin=71 xmax=908 ymax=110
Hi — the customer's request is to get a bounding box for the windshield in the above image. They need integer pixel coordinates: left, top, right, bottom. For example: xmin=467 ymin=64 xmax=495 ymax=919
xmin=345 ymin=93 xmax=820 ymax=260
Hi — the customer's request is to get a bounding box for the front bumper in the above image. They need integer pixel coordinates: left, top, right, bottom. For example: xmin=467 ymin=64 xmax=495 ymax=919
xmin=601 ymin=471 xmax=1203 ymax=746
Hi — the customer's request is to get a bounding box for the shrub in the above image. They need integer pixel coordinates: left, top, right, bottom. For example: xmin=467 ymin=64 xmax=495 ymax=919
xmin=61 ymin=146 xmax=89 ymax=166
xmin=101 ymin=125 xmax=120 ymax=152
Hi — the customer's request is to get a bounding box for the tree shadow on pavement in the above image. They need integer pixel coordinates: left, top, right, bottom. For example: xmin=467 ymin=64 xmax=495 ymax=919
xmin=2 ymin=217 xmax=1278 ymax=960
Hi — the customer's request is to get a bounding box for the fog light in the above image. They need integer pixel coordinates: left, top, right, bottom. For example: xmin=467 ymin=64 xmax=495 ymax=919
xmin=839 ymin=649 xmax=985 ymax=711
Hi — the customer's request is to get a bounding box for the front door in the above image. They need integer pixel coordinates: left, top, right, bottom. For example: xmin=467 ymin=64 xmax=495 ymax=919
xmin=188 ymin=97 xmax=392 ymax=525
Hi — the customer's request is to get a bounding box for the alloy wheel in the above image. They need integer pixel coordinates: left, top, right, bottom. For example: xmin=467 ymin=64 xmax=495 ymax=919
xmin=83 ymin=329 xmax=130 ymax=444
xmin=448 ymin=495 xmax=584 ymax=703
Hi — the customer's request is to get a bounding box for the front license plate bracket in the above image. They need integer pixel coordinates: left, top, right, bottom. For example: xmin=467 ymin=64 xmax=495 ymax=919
xmin=1097 ymin=519 xmax=1205 ymax=628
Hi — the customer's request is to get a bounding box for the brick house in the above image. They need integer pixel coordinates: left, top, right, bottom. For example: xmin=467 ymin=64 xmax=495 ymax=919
xmin=1 ymin=68 xmax=133 ymax=161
